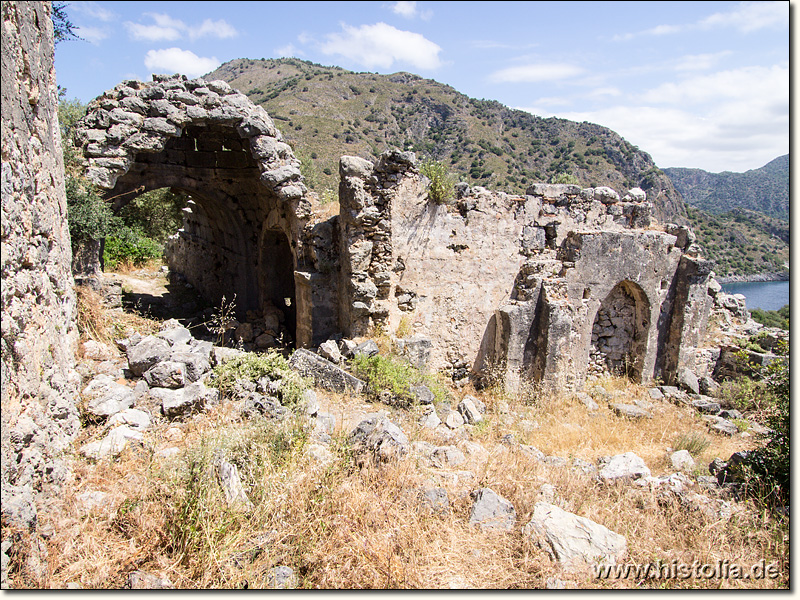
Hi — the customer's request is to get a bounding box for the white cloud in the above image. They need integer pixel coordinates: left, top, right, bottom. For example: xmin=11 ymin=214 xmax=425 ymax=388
xmin=489 ymin=63 xmax=584 ymax=83
xmin=614 ymin=1 xmax=787 ymax=41
xmin=392 ymin=1 xmax=417 ymax=18
xmin=125 ymin=21 xmax=182 ymax=42
xmin=126 ymin=13 xmax=239 ymax=42
xmin=71 ymin=1 xmax=116 ymax=22
xmin=319 ymin=22 xmax=443 ymax=70
xmin=76 ymin=25 xmax=109 ymax=45
xmin=391 ymin=1 xmax=432 ymax=21
xmin=190 ymin=19 xmax=239 ymax=40
xmin=640 ymin=65 xmax=788 ymax=106
xmin=144 ymin=48 xmax=220 ymax=78
xmin=276 ymin=44 xmax=304 ymax=58
xmin=700 ymin=1 xmax=787 ymax=32
xmin=674 ymin=51 xmax=732 ymax=72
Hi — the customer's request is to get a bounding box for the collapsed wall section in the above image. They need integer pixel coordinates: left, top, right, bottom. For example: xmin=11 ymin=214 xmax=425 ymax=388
xmin=1 ymin=0 xmax=81 ymax=533
xmin=338 ymin=152 xmax=713 ymax=391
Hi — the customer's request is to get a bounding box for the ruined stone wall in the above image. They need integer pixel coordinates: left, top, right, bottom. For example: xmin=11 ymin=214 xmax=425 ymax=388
xmin=338 ymin=152 xmax=712 ymax=390
xmin=1 ymin=0 xmax=81 ymax=532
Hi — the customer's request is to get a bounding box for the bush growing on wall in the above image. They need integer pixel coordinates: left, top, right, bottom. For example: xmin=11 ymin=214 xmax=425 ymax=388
xmin=419 ymin=158 xmax=455 ymax=204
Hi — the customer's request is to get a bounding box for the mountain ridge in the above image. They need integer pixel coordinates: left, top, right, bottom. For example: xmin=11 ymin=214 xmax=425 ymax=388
xmin=206 ymin=57 xmax=687 ymax=225
xmin=664 ymin=155 xmax=788 ymax=221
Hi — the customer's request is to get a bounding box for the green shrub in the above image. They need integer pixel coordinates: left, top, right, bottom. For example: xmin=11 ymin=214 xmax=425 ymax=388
xmin=742 ymin=341 xmax=789 ymax=507
xmin=750 ymin=305 xmax=789 ymax=330
xmin=419 ymin=158 xmax=455 ymax=204
xmin=103 ymin=225 xmax=163 ymax=269
xmin=549 ymin=172 xmax=579 ymax=185
xmin=350 ymin=353 xmax=449 ymax=407
xmin=66 ymin=175 xmax=120 ymax=247
xmin=212 ymin=351 xmax=308 ymax=407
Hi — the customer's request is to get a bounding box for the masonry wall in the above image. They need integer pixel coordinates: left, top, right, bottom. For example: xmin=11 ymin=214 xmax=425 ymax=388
xmin=1 ymin=0 xmax=81 ymax=534
xmin=338 ymin=153 xmax=712 ymax=390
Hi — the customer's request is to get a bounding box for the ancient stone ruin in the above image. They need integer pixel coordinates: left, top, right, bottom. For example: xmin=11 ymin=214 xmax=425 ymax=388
xmin=73 ymin=74 xmax=713 ymax=392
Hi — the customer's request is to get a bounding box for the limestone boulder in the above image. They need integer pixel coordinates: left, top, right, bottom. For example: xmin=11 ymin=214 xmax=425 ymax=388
xmin=469 ymin=488 xmax=516 ymax=531
xmin=523 ymin=502 xmax=627 ymax=571
xmin=598 ymin=452 xmax=651 ymax=483
xmin=349 ymin=414 xmax=409 ymax=463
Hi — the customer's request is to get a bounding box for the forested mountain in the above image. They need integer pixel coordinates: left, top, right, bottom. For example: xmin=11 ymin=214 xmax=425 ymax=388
xmin=664 ymin=155 xmax=788 ymax=221
xmin=206 ymin=57 xmax=686 ymax=224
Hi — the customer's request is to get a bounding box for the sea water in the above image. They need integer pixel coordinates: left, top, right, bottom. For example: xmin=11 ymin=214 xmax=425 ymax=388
xmin=719 ymin=281 xmax=790 ymax=312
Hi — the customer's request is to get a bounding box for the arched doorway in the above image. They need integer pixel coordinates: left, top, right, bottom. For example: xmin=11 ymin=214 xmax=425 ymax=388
xmin=588 ymin=281 xmax=650 ymax=381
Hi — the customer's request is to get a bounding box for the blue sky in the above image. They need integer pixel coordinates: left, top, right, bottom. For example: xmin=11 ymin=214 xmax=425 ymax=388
xmin=54 ymin=1 xmax=789 ymax=173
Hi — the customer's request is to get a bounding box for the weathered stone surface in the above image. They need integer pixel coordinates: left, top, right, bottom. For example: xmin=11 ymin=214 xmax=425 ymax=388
xmin=419 ymin=486 xmax=450 ymax=514
xmin=86 ymin=382 xmax=136 ymax=419
xmin=143 ymin=360 xmax=185 ymax=389
xmin=670 ymin=449 xmax=696 ymax=471
xmin=431 ymin=445 xmax=466 ymax=469
xmin=349 ymin=414 xmax=409 ymax=463
xmin=523 ymin=502 xmax=627 ymax=571
xmin=80 ymin=425 xmax=143 ymax=459
xmin=598 ymin=452 xmax=651 ymax=483
xmin=611 ymin=403 xmax=652 ymax=419
xmin=289 ymin=349 xmax=365 ymax=393
xmin=214 ymin=454 xmax=253 ymax=510
xmin=410 ymin=384 xmax=434 ymax=405
xmin=126 ymin=571 xmax=174 ymax=589
xmin=317 ymin=339 xmax=343 ymax=364
xmin=678 ymin=368 xmax=701 ymax=395
xmin=127 ymin=336 xmax=172 ymax=376
xmin=2 ymin=0 xmax=81 ymax=534
xmin=457 ymin=397 xmax=483 ymax=424
xmin=469 ymin=488 xmax=516 ymax=531
xmin=266 ymin=565 xmax=298 ymax=589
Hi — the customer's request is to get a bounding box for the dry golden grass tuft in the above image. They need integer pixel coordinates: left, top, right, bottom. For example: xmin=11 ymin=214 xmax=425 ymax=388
xmin=5 ymin=368 xmax=788 ymax=589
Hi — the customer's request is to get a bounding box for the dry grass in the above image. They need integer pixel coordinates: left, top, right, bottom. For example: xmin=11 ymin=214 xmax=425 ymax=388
xmin=5 ymin=371 xmax=787 ymax=589
xmin=76 ymin=285 xmax=161 ymax=349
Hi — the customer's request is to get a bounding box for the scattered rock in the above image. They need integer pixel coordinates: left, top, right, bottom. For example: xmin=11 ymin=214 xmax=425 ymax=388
xmin=432 ymin=445 xmax=466 ymax=469
xmin=670 ymin=450 xmax=696 ymax=472
xmin=349 ymin=414 xmax=409 ymax=463
xmin=266 ymin=565 xmax=297 ymax=589
xmin=691 ymin=397 xmax=721 ymax=415
xmin=214 ymin=454 xmax=254 ymax=510
xmin=678 ymin=368 xmax=700 ymax=395
xmin=143 ymin=360 xmax=185 ymax=389
xmin=353 ymin=340 xmax=379 ymax=358
xmin=647 ymin=388 xmax=665 ymax=401
xmin=419 ymin=405 xmax=441 ymax=429
xmin=107 ymin=408 xmax=151 ymax=430
xmin=80 ymin=425 xmax=143 ymax=459
xmin=288 ymin=348 xmax=365 ymax=393
xmin=523 ymin=501 xmax=627 ymax=572
xmin=317 ymin=339 xmax=343 ymax=364
xmin=598 ymin=452 xmax=651 ymax=483
xmin=126 ymin=335 xmax=172 ymax=376
xmin=410 ymin=384 xmax=434 ymax=405
xmin=577 ymin=392 xmax=599 ymax=410
xmin=457 ymin=397 xmax=483 ymax=424
xmin=469 ymin=488 xmax=516 ymax=531
xmin=443 ymin=409 xmax=465 ymax=429
xmin=419 ymin=486 xmax=450 ymax=514
xmin=126 ymin=570 xmax=174 ymax=589
xmin=611 ymin=403 xmax=652 ymax=419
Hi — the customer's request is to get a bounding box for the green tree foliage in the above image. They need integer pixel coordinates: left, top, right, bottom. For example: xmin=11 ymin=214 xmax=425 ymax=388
xmin=749 ymin=305 xmax=789 ymax=330
xmin=52 ymin=1 xmax=81 ymax=44
xmin=118 ymin=188 xmax=187 ymax=244
xmin=743 ymin=340 xmax=789 ymax=507
xmin=419 ymin=158 xmax=455 ymax=204
xmin=549 ymin=172 xmax=580 ymax=185
xmin=65 ymin=175 xmax=120 ymax=246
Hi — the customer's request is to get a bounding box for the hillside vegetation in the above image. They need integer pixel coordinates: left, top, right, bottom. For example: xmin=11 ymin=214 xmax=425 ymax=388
xmin=671 ymin=156 xmax=789 ymax=279
xmin=206 ymin=57 xmax=686 ymax=224
xmin=665 ymin=155 xmax=788 ymax=221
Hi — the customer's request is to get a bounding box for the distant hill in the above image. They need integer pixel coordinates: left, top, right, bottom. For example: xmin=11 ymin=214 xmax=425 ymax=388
xmin=664 ymin=155 xmax=788 ymax=221
xmin=206 ymin=57 xmax=687 ymax=224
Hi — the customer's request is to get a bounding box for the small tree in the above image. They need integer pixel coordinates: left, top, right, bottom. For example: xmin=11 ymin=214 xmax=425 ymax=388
xmin=419 ymin=158 xmax=455 ymax=204
xmin=52 ymin=2 xmax=81 ymax=44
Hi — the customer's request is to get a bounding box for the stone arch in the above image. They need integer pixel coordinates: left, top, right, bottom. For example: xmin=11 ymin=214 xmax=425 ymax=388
xmin=73 ymin=74 xmax=313 ymax=339
xmin=588 ymin=280 xmax=651 ymax=381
